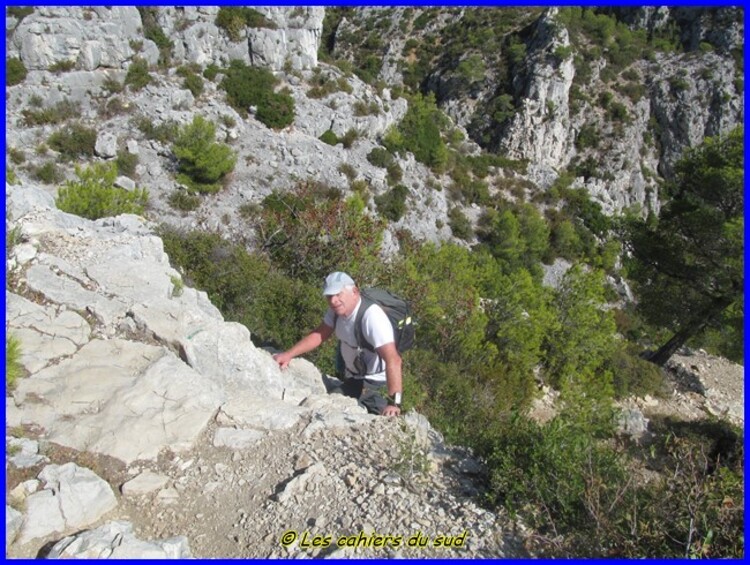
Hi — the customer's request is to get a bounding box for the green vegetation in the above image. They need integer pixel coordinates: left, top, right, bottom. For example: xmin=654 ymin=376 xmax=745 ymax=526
xmin=168 ymin=190 xmax=201 ymax=212
xmin=178 ymin=65 xmax=204 ymax=98
xmin=32 ymin=162 xmax=64 ymax=184
xmin=6 ymin=57 xmax=27 ymax=86
xmin=626 ymin=127 xmax=743 ymax=365
xmin=220 ymin=60 xmax=295 ymax=129
xmin=374 ymin=184 xmax=409 ymax=222
xmin=319 ymin=129 xmax=338 ymax=146
xmin=116 ymin=150 xmax=139 ymax=178
xmin=55 ymin=162 xmax=148 ymax=220
xmin=137 ymin=7 xmax=173 ymax=65
xmin=6 ymin=333 xmax=24 ymax=390
xmin=384 ymin=93 xmax=449 ymax=170
xmin=124 ymin=57 xmax=151 ymax=91
xmin=22 ymin=99 xmax=81 ymax=126
xmin=216 ymin=7 xmax=276 ymax=42
xmin=49 ymin=59 xmax=76 ymax=73
xmin=172 ymin=115 xmax=236 ymax=194
xmin=47 ymin=123 xmax=97 ymax=161
xmin=135 ymin=116 xmax=179 ymax=144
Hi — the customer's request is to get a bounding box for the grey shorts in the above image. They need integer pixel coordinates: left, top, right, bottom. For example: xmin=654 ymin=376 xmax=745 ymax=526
xmin=330 ymin=377 xmax=388 ymax=415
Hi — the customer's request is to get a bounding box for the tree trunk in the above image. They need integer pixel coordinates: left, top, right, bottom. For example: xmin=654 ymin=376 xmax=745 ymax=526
xmin=647 ymin=297 xmax=733 ymax=366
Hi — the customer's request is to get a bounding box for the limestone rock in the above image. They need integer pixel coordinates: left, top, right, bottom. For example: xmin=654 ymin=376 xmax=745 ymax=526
xmin=18 ymin=463 xmax=118 ymax=545
xmin=46 ymin=520 xmax=191 ymax=558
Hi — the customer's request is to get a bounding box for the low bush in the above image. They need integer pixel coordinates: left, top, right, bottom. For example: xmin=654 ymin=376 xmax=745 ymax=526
xmin=47 ymin=123 xmax=97 ymax=160
xmin=124 ymin=57 xmax=151 ymax=91
xmin=6 ymin=334 xmax=24 ymax=391
xmin=216 ymin=7 xmax=276 ymax=42
xmin=55 ymin=162 xmax=148 ymax=220
xmin=183 ymin=72 xmax=204 ymax=98
xmin=135 ymin=116 xmax=179 ymax=144
xmin=374 ymin=184 xmax=409 ymax=222
xmin=319 ymin=129 xmax=338 ymax=146
xmin=168 ymin=190 xmax=201 ymax=212
xmin=49 ymin=59 xmax=76 ymax=73
xmin=448 ymin=207 xmax=472 ymax=240
xmin=116 ymin=150 xmax=139 ymax=177
xmin=366 ymin=147 xmax=394 ymax=168
xmin=32 ymin=162 xmax=64 ymax=184
xmin=21 ymin=98 xmax=81 ymax=127
xmin=255 ymin=89 xmax=295 ymax=130
xmin=220 ymin=60 xmax=295 ymax=129
xmin=172 ymin=115 xmax=236 ymax=193
xmin=6 ymin=57 xmax=27 ymax=86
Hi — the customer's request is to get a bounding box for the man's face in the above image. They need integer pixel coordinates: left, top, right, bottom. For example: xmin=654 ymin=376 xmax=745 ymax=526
xmin=326 ymin=286 xmax=359 ymax=317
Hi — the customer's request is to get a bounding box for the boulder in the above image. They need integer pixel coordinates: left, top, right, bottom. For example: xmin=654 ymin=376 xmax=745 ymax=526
xmin=45 ymin=520 xmax=191 ymax=558
xmin=18 ymin=463 xmax=117 ymax=545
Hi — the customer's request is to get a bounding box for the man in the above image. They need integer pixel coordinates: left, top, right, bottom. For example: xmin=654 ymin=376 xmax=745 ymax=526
xmin=273 ymin=272 xmax=403 ymax=416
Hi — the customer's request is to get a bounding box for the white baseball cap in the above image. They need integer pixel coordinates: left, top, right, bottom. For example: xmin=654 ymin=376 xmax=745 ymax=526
xmin=323 ymin=271 xmax=355 ymax=296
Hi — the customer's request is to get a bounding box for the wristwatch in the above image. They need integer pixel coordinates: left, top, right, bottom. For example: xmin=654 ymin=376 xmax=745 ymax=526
xmin=388 ymin=392 xmax=402 ymax=408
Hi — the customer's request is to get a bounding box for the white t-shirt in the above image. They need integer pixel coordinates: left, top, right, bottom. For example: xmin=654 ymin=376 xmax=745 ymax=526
xmin=323 ymin=298 xmax=394 ymax=382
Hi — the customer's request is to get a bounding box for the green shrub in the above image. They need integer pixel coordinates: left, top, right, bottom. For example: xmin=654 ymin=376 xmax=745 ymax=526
xmin=32 ymin=162 xmax=64 ymax=184
xmin=55 ymin=162 xmax=148 ymax=220
xmin=607 ymin=342 xmax=670 ymax=399
xmin=158 ymin=226 xmax=324 ymax=360
xmin=172 ymin=115 xmax=236 ymax=193
xmin=374 ymin=184 xmax=409 ymax=222
xmin=220 ymin=60 xmax=295 ymax=129
xmin=6 ymin=333 xmax=24 ymax=391
xmin=257 ymin=180 xmax=385 ymax=284
xmin=339 ymin=128 xmax=359 ymax=149
xmin=102 ymin=74 xmax=124 ymax=94
xmin=135 ymin=116 xmax=179 ymax=144
xmin=124 ymin=57 xmax=151 ymax=91
xmin=484 ymin=412 xmax=625 ymax=550
xmin=338 ymin=162 xmax=357 ymax=181
xmin=366 ymin=147 xmax=394 ymax=168
xmin=319 ymin=129 xmax=339 ymax=146
xmin=183 ymin=72 xmax=204 ymax=98
xmin=255 ymin=89 xmax=295 ymax=130
xmin=386 ymin=92 xmax=449 ymax=170
xmin=386 ymin=162 xmax=403 ymax=185
xmin=216 ymin=7 xmax=276 ymax=42
xmin=203 ymin=64 xmax=220 ymax=81
xmin=137 ymin=6 xmax=173 ymax=65
xmin=6 ymin=167 xmax=19 ymax=185
xmin=47 ymin=123 xmax=97 ymax=160
xmin=6 ymin=57 xmax=27 ymax=86
xmin=116 ymin=150 xmax=139 ymax=177
xmin=7 ymin=7 xmax=34 ymax=20
xmin=448 ymin=207 xmax=472 ymax=240
xmin=168 ymin=189 xmax=201 ymax=212
xmin=8 ymin=147 xmax=25 ymax=165
xmin=49 ymin=59 xmax=76 ymax=73
xmin=22 ymin=99 xmax=81 ymax=126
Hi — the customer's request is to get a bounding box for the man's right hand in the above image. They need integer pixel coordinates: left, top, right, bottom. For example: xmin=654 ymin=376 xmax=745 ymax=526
xmin=273 ymin=351 xmax=293 ymax=370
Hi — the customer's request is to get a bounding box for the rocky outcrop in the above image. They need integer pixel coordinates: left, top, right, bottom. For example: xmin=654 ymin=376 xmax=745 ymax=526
xmin=7 ymin=7 xmax=324 ymax=73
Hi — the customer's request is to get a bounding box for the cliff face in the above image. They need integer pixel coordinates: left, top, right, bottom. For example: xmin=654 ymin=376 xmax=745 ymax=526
xmin=6 ymin=7 xmax=743 ymax=223
xmin=328 ymin=6 xmax=743 ymax=215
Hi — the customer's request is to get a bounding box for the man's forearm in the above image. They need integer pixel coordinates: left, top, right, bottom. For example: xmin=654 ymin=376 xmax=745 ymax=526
xmin=385 ymin=356 xmax=403 ymax=397
xmin=286 ymin=330 xmax=326 ymax=359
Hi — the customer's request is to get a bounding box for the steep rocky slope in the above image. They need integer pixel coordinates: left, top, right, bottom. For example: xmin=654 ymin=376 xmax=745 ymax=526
xmin=5 ymin=181 xmax=528 ymax=558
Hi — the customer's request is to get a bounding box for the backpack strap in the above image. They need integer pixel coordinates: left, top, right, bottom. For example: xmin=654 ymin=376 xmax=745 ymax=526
xmin=353 ymin=295 xmax=376 ymax=352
